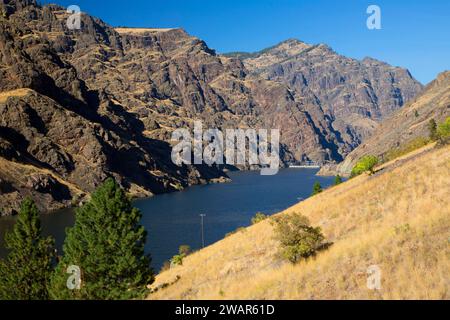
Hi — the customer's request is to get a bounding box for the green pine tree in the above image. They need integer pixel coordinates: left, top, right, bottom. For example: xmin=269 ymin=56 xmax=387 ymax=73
xmin=311 ymin=182 xmax=323 ymax=196
xmin=0 ymin=198 xmax=55 ymax=300
xmin=49 ymin=178 xmax=154 ymax=300
xmin=334 ymin=175 xmax=343 ymax=186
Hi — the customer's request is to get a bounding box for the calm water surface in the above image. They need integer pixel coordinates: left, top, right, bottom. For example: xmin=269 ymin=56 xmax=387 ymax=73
xmin=0 ymin=169 xmax=334 ymax=271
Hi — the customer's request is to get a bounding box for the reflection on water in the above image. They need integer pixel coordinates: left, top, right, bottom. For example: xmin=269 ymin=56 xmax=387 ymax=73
xmin=0 ymin=169 xmax=334 ymax=271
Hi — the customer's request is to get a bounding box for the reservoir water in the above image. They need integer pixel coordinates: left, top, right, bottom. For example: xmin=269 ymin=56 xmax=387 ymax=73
xmin=0 ymin=169 xmax=334 ymax=271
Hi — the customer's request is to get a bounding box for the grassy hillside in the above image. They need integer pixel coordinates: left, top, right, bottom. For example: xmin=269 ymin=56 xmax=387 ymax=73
xmin=149 ymin=144 xmax=450 ymax=300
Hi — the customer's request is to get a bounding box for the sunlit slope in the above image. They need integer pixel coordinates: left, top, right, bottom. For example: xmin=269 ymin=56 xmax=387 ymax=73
xmin=149 ymin=145 xmax=450 ymax=300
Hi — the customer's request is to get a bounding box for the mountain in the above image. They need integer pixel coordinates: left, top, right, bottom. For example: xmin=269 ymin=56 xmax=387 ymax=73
xmin=335 ymin=71 xmax=450 ymax=175
xmin=0 ymin=1 xmax=228 ymax=215
xmin=227 ymin=39 xmax=423 ymax=158
xmin=149 ymin=144 xmax=450 ymax=299
xmin=0 ymin=1 xmax=423 ymax=214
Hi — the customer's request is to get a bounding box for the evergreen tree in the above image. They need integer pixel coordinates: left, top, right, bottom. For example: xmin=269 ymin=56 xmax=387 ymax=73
xmin=0 ymin=198 xmax=54 ymax=300
xmin=428 ymin=119 xmax=438 ymax=141
xmin=311 ymin=182 xmax=323 ymax=196
xmin=49 ymin=178 xmax=153 ymax=300
xmin=334 ymin=175 xmax=343 ymax=186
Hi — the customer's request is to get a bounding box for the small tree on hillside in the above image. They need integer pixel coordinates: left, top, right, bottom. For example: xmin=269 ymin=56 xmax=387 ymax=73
xmin=170 ymin=245 xmax=192 ymax=267
xmin=272 ymin=212 xmax=328 ymax=264
xmin=49 ymin=178 xmax=154 ymax=300
xmin=178 ymin=245 xmax=191 ymax=257
xmin=311 ymin=182 xmax=323 ymax=196
xmin=428 ymin=119 xmax=438 ymax=141
xmin=251 ymin=212 xmax=269 ymax=225
xmin=334 ymin=175 xmax=343 ymax=186
xmin=437 ymin=117 xmax=450 ymax=143
xmin=0 ymin=198 xmax=54 ymax=300
xmin=351 ymin=155 xmax=379 ymax=177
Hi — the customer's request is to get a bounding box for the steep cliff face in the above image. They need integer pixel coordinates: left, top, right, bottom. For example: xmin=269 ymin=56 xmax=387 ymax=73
xmin=335 ymin=71 xmax=450 ymax=175
xmin=60 ymin=25 xmax=339 ymax=164
xmin=228 ymin=39 xmax=424 ymax=156
xmin=0 ymin=1 xmax=227 ymax=215
xmin=0 ymin=1 xmax=424 ymax=214
xmin=0 ymin=1 xmax=354 ymax=169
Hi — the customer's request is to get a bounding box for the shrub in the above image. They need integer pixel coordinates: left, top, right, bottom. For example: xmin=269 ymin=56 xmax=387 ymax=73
xmin=311 ymin=182 xmax=323 ymax=196
xmin=272 ymin=212 xmax=329 ymax=264
xmin=394 ymin=224 xmax=411 ymax=235
xmin=251 ymin=212 xmax=269 ymax=225
xmin=170 ymin=254 xmax=184 ymax=266
xmin=334 ymin=175 xmax=343 ymax=186
xmin=351 ymin=155 xmax=379 ymax=177
xmin=437 ymin=117 xmax=450 ymax=143
xmin=170 ymin=245 xmax=192 ymax=267
xmin=428 ymin=119 xmax=438 ymax=141
xmin=178 ymin=245 xmax=192 ymax=257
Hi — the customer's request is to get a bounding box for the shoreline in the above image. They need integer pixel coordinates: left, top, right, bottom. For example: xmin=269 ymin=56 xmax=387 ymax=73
xmin=1 ymin=166 xmax=328 ymax=217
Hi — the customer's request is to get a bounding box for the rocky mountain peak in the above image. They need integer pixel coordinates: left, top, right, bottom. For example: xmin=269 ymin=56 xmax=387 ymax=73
xmin=270 ymin=38 xmax=309 ymax=51
xmin=267 ymin=39 xmax=312 ymax=57
xmin=432 ymin=70 xmax=450 ymax=86
xmin=314 ymin=43 xmax=334 ymax=54
xmin=239 ymin=38 xmax=423 ymax=158
xmin=361 ymin=57 xmax=397 ymax=69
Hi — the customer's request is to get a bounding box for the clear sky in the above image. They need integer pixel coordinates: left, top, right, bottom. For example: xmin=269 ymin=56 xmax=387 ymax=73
xmin=43 ymin=0 xmax=449 ymax=84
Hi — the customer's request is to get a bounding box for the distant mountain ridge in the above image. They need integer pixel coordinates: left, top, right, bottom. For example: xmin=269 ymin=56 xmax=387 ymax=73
xmin=227 ymin=39 xmax=423 ymax=158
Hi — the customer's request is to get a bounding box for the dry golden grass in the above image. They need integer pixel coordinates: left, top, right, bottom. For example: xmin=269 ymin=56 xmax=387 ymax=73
xmin=149 ymin=145 xmax=450 ymax=300
xmin=0 ymin=88 xmax=33 ymax=103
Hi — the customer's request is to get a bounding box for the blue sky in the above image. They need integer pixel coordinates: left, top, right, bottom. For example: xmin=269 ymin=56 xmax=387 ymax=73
xmin=43 ymin=0 xmax=449 ymax=84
